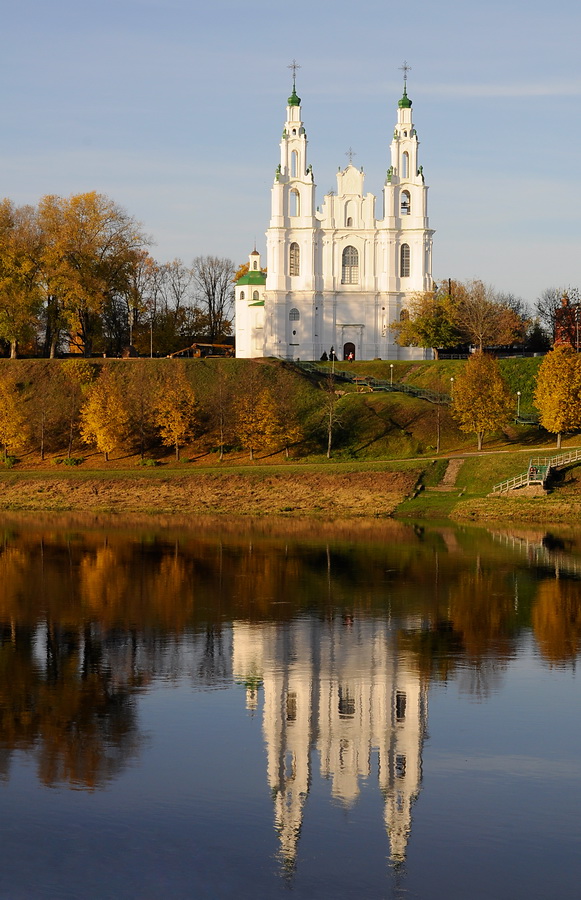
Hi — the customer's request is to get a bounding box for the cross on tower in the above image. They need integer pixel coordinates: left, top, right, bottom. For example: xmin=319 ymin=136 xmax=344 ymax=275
xmin=399 ymin=60 xmax=411 ymax=85
xmin=345 ymin=147 xmax=356 ymax=165
xmin=288 ymin=59 xmax=301 ymax=89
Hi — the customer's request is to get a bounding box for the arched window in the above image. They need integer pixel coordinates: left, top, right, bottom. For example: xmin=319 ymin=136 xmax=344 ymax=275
xmin=400 ymin=308 xmax=409 ymax=322
xmin=291 ymin=150 xmax=298 ymax=177
xmin=289 ymin=242 xmax=300 ymax=276
xmin=253 ymin=260 xmax=257 ymax=270
xmin=401 ymin=190 xmax=411 ymax=215
xmin=240 ymin=291 xmax=245 ymax=300
xmin=402 ymin=151 xmax=409 ymax=178
xmin=346 ymin=216 xmax=353 ymax=227
xmin=290 ymin=189 xmax=300 ymax=217
xmin=289 ymin=308 xmax=300 ymax=321
xmin=400 ymin=244 xmax=410 ymax=278
xmin=342 ymin=245 xmax=359 ymax=284
xmin=252 ymin=290 xmax=259 ymax=300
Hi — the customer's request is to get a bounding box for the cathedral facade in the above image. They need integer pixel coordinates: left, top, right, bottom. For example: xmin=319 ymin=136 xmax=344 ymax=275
xmin=235 ymin=73 xmax=434 ymax=361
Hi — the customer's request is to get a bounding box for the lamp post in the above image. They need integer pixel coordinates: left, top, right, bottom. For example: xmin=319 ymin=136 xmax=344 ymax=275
xmin=517 ymin=391 xmax=521 ymax=417
xmin=450 ymin=376 xmax=454 ymax=397
xmin=390 ymin=363 xmax=394 ymax=387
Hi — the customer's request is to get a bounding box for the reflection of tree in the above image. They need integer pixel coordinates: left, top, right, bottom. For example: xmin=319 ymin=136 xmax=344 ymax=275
xmin=0 ymin=622 xmax=142 ymax=790
xmin=532 ymin=579 xmax=581 ymax=663
xmin=447 ymin=568 xmax=519 ymax=662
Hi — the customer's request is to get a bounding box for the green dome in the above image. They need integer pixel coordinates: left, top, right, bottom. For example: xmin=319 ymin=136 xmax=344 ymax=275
xmin=398 ymin=85 xmax=412 ymax=108
xmin=288 ymin=87 xmax=301 ymax=106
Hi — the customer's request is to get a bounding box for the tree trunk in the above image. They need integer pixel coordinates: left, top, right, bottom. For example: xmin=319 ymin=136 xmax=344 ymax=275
xmin=557 ymin=432 xmax=562 ymax=449
xmin=10 ymin=340 xmax=17 ymax=359
xmin=477 ymin=431 xmax=484 ymax=451
xmin=175 ymin=442 xmax=180 ymax=462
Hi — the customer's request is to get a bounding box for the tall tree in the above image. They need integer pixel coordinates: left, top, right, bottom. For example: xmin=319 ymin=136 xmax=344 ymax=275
xmin=449 ymin=280 xmax=527 ymax=351
xmin=536 ymin=287 xmax=580 ymax=343
xmin=0 ymin=200 xmax=43 ymax=358
xmin=153 ymin=363 xmax=197 ymax=461
xmin=80 ymin=367 xmax=130 ymax=460
xmin=0 ymin=373 xmax=29 ymax=460
xmin=191 ymin=256 xmax=235 ymax=343
xmin=451 ymin=351 xmax=513 ymax=450
xmin=391 ymin=288 xmax=460 ymax=357
xmin=533 ymin=346 xmax=581 ymax=448
xmin=38 ymin=192 xmax=149 ymax=357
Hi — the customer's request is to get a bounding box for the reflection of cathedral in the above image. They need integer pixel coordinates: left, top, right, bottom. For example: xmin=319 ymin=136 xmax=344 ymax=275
xmin=233 ymin=616 xmax=428 ymax=868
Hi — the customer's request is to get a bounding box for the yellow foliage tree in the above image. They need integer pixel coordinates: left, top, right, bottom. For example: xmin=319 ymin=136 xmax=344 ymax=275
xmin=80 ymin=368 xmax=129 ymax=461
xmin=0 ymin=374 xmax=30 ymax=461
xmin=451 ymin=351 xmax=513 ymax=450
xmin=234 ymin=387 xmax=279 ymax=460
xmin=533 ymin=346 xmax=581 ymax=448
xmin=0 ymin=200 xmax=43 ymax=358
xmin=153 ymin=363 xmax=197 ymax=461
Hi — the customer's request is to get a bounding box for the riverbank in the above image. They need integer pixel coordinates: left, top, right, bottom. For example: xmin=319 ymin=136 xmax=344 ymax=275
xmin=1 ymin=449 xmax=579 ymax=523
xmin=0 ymin=465 xmax=421 ymax=517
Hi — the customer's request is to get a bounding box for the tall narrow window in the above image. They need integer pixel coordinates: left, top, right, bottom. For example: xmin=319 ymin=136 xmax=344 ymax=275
xmin=289 ymin=308 xmax=300 ymax=321
xmin=240 ymin=291 xmax=245 ymax=300
xmin=402 ymin=151 xmax=409 ymax=178
xmin=400 ymin=308 xmax=409 ymax=322
xmin=342 ymin=245 xmax=359 ymax=284
xmin=291 ymin=150 xmax=298 ymax=178
xmin=401 ymin=190 xmax=411 ymax=215
xmin=289 ymin=242 xmax=300 ymax=276
xmin=396 ymin=691 xmax=407 ymax=722
xmin=290 ymin=189 xmax=300 ymax=217
xmin=253 ymin=260 xmax=257 ymax=270
xmin=252 ymin=291 xmax=259 ymax=300
xmin=400 ymin=244 xmax=410 ymax=278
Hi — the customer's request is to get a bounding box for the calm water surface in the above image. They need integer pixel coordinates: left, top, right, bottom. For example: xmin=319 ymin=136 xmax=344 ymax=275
xmin=0 ymin=515 xmax=580 ymax=899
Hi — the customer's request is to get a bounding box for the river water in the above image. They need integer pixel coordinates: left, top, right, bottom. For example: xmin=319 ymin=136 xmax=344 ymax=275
xmin=0 ymin=515 xmax=580 ymax=899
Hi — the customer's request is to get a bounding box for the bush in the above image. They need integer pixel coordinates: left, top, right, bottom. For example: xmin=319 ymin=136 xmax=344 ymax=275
xmin=1 ymin=456 xmax=18 ymax=468
xmin=138 ymin=458 xmax=160 ymax=467
xmin=54 ymin=456 xmax=85 ymax=466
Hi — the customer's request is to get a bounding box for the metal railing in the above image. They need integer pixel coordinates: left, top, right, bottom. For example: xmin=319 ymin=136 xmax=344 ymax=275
xmin=492 ymin=447 xmax=581 ymax=494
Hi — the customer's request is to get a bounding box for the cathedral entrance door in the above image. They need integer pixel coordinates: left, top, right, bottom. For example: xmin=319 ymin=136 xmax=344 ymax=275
xmin=343 ymin=342 xmax=356 ymax=361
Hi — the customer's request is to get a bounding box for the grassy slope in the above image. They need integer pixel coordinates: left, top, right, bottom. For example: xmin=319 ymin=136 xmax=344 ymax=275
xmin=1 ymin=356 xmax=579 ymax=521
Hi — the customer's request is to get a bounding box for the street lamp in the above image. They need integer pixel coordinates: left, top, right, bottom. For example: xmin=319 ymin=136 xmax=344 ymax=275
xmin=517 ymin=391 xmax=521 ymax=417
xmin=390 ymin=363 xmax=394 ymax=387
xmin=450 ymin=376 xmax=454 ymax=396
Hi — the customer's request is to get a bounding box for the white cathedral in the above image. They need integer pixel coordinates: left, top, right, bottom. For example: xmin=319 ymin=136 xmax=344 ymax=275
xmin=235 ymin=69 xmax=434 ymax=362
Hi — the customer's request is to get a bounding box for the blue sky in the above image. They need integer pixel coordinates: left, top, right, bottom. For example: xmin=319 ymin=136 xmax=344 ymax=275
xmin=2 ymin=0 xmax=580 ymax=307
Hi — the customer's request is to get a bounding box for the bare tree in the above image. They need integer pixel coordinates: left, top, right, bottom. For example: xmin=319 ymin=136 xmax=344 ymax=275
xmin=536 ymin=286 xmax=580 ymax=342
xmin=191 ymin=256 xmax=235 ymax=343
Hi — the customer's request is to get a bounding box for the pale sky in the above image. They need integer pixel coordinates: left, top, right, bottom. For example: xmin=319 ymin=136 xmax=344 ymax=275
xmin=3 ymin=0 xmax=580 ymax=307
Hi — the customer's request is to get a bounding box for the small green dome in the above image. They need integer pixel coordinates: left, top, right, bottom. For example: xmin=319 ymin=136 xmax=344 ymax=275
xmin=398 ymin=85 xmax=412 ymax=108
xmin=288 ymin=87 xmax=301 ymax=107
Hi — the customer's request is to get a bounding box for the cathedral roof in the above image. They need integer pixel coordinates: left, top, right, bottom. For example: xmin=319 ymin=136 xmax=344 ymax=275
xmin=237 ymin=270 xmax=267 ymax=286
xmin=288 ymin=87 xmax=301 ymax=106
xmin=398 ymin=85 xmax=412 ymax=108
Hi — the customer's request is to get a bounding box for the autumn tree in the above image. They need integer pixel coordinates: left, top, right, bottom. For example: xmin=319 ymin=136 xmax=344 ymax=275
xmin=80 ymin=367 xmax=130 ymax=460
xmin=536 ymin=286 xmax=580 ymax=343
xmin=232 ymin=364 xmax=278 ymax=460
xmin=0 ymin=373 xmax=30 ymax=460
xmin=391 ymin=288 xmax=460 ymax=357
xmin=0 ymin=200 xmax=43 ymax=358
xmin=533 ymin=346 xmax=581 ymax=448
xmin=38 ymin=192 xmax=149 ymax=357
xmin=321 ymin=373 xmax=342 ymax=459
xmin=192 ymin=256 xmax=235 ymax=343
xmin=153 ymin=362 xmax=197 ymax=460
xmin=205 ymin=365 xmax=234 ymax=460
xmin=450 ymin=351 xmax=513 ymax=450
xmin=61 ymin=358 xmax=95 ymax=457
xmin=449 ymin=280 xmax=527 ymax=351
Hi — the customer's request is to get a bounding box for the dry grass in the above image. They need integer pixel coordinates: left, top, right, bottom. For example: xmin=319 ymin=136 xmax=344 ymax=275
xmin=0 ymin=468 xmax=420 ymax=517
